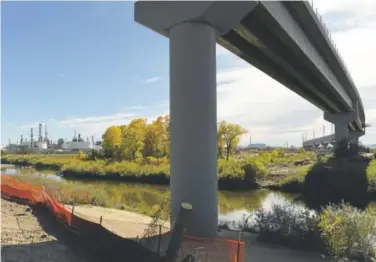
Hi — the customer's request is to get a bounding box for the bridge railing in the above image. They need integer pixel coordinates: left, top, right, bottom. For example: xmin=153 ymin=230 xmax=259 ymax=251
xmin=308 ymin=1 xmax=351 ymax=81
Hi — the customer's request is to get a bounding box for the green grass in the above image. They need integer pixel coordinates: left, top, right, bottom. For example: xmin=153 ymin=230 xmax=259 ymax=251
xmin=367 ymin=159 xmax=376 ymax=193
xmin=1 ymin=151 xmax=317 ymax=190
xmin=12 ymin=170 xmax=170 ymax=217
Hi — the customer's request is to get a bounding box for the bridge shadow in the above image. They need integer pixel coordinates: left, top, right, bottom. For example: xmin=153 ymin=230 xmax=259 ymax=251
xmin=1 ymin=239 xmax=93 ymax=262
xmin=302 ymin=155 xmax=371 ymax=209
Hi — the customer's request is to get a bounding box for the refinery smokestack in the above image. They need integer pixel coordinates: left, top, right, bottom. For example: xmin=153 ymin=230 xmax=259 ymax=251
xmin=44 ymin=124 xmax=48 ymax=142
xmin=38 ymin=123 xmax=42 ymax=142
xmin=31 ymin=128 xmax=34 ymax=147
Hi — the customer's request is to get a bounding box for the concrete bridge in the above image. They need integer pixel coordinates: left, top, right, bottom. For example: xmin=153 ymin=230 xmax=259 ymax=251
xmin=134 ymin=1 xmax=366 ymax=238
xmin=303 ymin=130 xmax=365 ymax=148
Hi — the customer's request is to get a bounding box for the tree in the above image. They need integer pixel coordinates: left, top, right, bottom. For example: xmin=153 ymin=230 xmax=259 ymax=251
xmin=217 ymin=132 xmax=225 ymax=159
xmin=218 ymin=121 xmax=247 ymax=160
xmin=161 ymin=115 xmax=170 ymax=157
xmin=102 ymin=126 xmax=122 ymax=158
xmin=121 ymin=118 xmax=147 ymax=161
xmin=143 ymin=123 xmax=158 ymax=157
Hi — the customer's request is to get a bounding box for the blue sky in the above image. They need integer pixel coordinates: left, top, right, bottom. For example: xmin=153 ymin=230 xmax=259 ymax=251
xmin=1 ymin=1 xmax=376 ymax=146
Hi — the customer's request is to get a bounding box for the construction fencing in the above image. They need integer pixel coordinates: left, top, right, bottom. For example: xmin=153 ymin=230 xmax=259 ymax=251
xmin=1 ymin=175 xmax=246 ymax=262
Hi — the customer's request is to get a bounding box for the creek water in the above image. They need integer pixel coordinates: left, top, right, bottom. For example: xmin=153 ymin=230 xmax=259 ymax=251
xmin=2 ymin=166 xmax=375 ymax=227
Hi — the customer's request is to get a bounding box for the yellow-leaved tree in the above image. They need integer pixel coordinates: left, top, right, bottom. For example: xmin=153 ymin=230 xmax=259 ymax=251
xmin=121 ymin=118 xmax=147 ymax=161
xmin=102 ymin=125 xmax=122 ymax=159
xmin=218 ymin=121 xmax=247 ymax=160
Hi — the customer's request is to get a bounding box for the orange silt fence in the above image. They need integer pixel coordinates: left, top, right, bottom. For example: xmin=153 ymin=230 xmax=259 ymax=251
xmin=1 ymin=175 xmax=246 ymax=261
xmin=180 ymin=235 xmax=246 ymax=262
xmin=1 ymin=175 xmax=71 ymax=225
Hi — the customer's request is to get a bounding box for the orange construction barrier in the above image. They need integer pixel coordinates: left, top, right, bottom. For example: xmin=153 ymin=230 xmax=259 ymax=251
xmin=180 ymin=235 xmax=246 ymax=262
xmin=1 ymin=175 xmax=72 ymax=225
xmin=1 ymin=175 xmax=246 ymax=261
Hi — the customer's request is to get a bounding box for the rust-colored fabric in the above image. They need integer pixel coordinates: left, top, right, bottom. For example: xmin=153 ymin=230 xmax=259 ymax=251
xmin=1 ymin=175 xmax=71 ymax=224
xmin=1 ymin=175 xmax=246 ymax=261
xmin=180 ymin=235 xmax=246 ymax=262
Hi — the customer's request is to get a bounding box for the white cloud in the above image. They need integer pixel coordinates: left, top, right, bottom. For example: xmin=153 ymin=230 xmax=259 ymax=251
xmin=57 ymin=113 xmax=136 ymax=127
xmin=143 ymin=76 xmax=161 ymax=84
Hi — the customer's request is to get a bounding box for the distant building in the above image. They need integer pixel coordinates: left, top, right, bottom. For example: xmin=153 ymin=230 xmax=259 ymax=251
xmin=247 ymin=143 xmax=267 ymax=150
xmin=62 ymin=141 xmax=94 ymax=151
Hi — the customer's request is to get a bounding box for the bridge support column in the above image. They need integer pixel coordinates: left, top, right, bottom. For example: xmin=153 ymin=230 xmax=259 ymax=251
xmin=349 ymin=136 xmax=359 ymax=145
xmin=324 ymin=111 xmax=357 ymax=149
xmin=334 ymin=122 xmax=349 ymax=143
xmin=169 ymin=22 xmax=218 ymax=238
xmin=135 ymin=1 xmax=258 ymax=238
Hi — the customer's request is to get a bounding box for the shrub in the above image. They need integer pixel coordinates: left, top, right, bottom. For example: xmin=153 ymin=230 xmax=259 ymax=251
xmin=318 ymin=203 xmax=376 ymax=261
xmin=243 ymin=202 xmax=322 ymax=251
xmin=367 ymin=159 xmax=376 ymax=193
xmin=241 ymin=157 xmax=267 ymax=183
xmin=303 ymin=157 xmax=369 ymax=209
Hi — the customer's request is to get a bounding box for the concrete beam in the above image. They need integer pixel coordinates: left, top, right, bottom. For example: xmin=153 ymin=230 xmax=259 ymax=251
xmin=324 ymin=110 xmax=358 ymax=125
xmin=302 ymin=130 xmax=365 ymax=147
xmin=258 ymin=1 xmax=352 ymax=110
xmin=303 ymin=134 xmax=335 ymax=147
xmin=135 ymin=1 xmax=258 ymax=37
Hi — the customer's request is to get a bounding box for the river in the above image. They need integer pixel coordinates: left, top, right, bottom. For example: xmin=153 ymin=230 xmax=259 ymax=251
xmin=2 ymin=166 xmax=375 ymax=227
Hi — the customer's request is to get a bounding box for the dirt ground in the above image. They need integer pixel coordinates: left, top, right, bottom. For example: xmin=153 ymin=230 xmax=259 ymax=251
xmin=2 ymin=198 xmax=334 ymax=262
xmin=1 ymin=198 xmax=99 ymax=262
xmin=64 ymin=204 xmax=170 ymax=239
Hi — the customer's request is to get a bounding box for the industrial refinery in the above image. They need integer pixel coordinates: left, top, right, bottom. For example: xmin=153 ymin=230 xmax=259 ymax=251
xmin=4 ymin=123 xmax=101 ymax=153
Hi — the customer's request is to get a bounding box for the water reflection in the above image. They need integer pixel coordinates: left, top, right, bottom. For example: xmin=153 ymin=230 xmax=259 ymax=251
xmin=3 ymin=167 xmax=62 ymax=181
xmin=2 ymin=167 xmax=299 ymax=218
xmin=3 ymin=167 xmax=375 ymax=223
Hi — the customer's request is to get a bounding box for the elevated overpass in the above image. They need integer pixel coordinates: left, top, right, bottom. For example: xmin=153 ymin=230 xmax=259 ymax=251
xmin=135 ymin=1 xmax=366 ymax=237
xmin=303 ymin=130 xmax=365 ymax=148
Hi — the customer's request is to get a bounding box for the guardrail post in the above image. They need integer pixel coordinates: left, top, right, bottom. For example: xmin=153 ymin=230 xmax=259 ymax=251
xmin=100 ymin=216 xmax=103 ymax=226
xmin=237 ymin=231 xmax=242 ymax=262
xmin=157 ymin=224 xmax=162 ymax=256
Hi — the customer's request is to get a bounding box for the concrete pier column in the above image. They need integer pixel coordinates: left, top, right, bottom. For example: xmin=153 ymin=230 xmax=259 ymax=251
xmin=169 ymin=22 xmax=218 ymax=238
xmin=334 ymin=122 xmax=349 ymax=143
xmin=350 ymin=136 xmax=359 ymax=146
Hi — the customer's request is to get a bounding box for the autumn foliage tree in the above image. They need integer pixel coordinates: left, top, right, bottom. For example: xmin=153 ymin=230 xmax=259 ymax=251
xmin=101 ymin=116 xmax=245 ymax=162
xmin=102 ymin=126 xmax=122 ymax=159
xmin=218 ymin=121 xmax=247 ymax=160
xmin=121 ymin=118 xmax=147 ymax=161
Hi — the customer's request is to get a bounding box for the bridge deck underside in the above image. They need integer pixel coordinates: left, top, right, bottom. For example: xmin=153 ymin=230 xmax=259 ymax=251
xmin=217 ymin=1 xmax=364 ymax=132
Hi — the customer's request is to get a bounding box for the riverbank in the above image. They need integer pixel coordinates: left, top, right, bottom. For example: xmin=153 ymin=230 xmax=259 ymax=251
xmin=3 ymin=169 xmax=375 ymax=261
xmin=2 ymin=153 xmax=375 ymax=202
xmin=1 ymin=153 xmax=316 ymax=191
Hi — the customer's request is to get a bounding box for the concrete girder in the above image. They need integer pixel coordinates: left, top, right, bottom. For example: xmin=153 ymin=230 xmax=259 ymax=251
xmin=302 ymin=131 xmax=365 ymax=147
xmin=257 ymin=1 xmax=353 ymax=110
xmin=283 ymin=1 xmax=366 ymax=125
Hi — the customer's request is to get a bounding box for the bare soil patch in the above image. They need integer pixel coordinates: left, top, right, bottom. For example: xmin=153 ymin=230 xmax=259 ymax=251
xmin=1 ymin=198 xmax=99 ymax=262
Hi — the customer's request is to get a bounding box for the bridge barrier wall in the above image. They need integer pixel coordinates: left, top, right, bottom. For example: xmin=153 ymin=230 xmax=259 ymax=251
xmin=1 ymin=175 xmax=246 ymax=262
